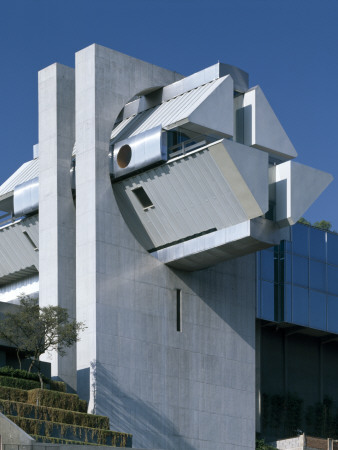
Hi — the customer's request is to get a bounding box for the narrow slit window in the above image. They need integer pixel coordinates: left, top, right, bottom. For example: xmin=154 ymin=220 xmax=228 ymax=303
xmin=132 ymin=186 xmax=153 ymax=209
xmin=23 ymin=231 xmax=38 ymax=251
xmin=176 ymin=289 xmax=182 ymax=332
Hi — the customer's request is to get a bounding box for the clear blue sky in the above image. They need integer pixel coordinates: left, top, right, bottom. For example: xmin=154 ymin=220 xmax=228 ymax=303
xmin=1 ymin=0 xmax=337 ymax=227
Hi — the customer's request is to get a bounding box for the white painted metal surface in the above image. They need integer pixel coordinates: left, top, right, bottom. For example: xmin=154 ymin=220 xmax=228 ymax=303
xmin=113 ymin=139 xmax=269 ymax=250
xmin=111 ymin=75 xmax=233 ymax=143
xmin=0 ymin=159 xmax=39 ymax=197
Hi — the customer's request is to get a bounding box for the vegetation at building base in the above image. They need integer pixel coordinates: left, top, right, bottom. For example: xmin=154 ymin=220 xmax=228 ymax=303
xmin=262 ymin=393 xmax=338 ymax=441
xmin=0 ymin=366 xmax=65 ymax=391
xmin=0 ymin=371 xmax=132 ymax=447
xmin=0 ymin=295 xmax=85 ymax=389
xmin=256 ymin=437 xmax=275 ymax=450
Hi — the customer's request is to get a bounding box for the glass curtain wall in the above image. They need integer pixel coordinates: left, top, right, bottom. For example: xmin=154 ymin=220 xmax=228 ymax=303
xmin=257 ymin=223 xmax=338 ymax=333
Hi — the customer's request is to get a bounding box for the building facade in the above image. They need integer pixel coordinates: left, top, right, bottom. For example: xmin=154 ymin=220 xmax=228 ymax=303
xmin=257 ymin=224 xmax=338 ymax=440
xmin=0 ymin=44 xmax=333 ymax=449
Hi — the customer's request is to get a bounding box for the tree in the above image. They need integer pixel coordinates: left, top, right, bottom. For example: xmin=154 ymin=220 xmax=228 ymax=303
xmin=0 ymin=295 xmax=85 ymax=388
xmin=298 ymin=217 xmax=311 ymax=226
xmin=313 ymin=220 xmax=332 ymax=231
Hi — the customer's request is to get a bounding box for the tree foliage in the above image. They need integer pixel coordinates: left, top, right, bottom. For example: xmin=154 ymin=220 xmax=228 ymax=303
xmin=313 ymin=220 xmax=332 ymax=231
xmin=0 ymin=295 xmax=85 ymax=388
xmin=298 ymin=217 xmax=311 ymax=226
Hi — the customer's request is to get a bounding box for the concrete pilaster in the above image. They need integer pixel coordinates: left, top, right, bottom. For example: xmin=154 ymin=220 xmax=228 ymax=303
xmin=75 ymin=44 xmax=256 ymax=450
xmin=38 ymin=63 xmax=76 ymax=390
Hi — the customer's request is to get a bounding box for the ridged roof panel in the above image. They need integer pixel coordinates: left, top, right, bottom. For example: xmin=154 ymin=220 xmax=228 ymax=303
xmin=111 ymin=78 xmax=223 ymax=143
xmin=0 ymin=159 xmax=39 ymax=196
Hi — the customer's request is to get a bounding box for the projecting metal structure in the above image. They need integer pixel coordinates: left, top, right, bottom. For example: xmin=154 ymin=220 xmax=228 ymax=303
xmin=0 ymin=45 xmax=332 ymax=450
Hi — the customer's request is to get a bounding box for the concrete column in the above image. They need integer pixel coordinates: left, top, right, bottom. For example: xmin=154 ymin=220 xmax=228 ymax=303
xmin=75 ymin=44 xmax=256 ymax=450
xmin=75 ymin=44 xmax=181 ymax=411
xmin=38 ymin=63 xmax=76 ymax=390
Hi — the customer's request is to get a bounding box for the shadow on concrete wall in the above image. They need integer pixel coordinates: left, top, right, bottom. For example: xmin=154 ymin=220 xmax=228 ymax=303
xmin=78 ymin=361 xmax=194 ymax=450
xmin=173 ymin=255 xmax=256 ymax=350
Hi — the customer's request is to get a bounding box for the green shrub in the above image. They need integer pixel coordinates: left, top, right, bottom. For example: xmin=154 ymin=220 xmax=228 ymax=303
xmin=0 ymin=376 xmax=40 ymax=390
xmin=0 ymin=386 xmax=28 ymax=402
xmin=8 ymin=416 xmax=132 ymax=446
xmin=0 ymin=367 xmax=66 ymax=392
xmin=27 ymin=389 xmax=88 ymax=412
xmin=31 ymin=435 xmax=101 ymax=446
xmin=0 ymin=399 xmax=109 ymax=429
xmin=49 ymin=381 xmax=66 ymax=393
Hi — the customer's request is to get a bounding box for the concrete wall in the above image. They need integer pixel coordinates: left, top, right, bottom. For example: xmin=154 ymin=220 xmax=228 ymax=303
xmin=38 ymin=63 xmax=76 ymax=390
xmin=74 ymin=44 xmax=256 ymax=450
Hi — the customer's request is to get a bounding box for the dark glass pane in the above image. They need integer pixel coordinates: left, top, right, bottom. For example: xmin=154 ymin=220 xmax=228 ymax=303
xmin=293 ymin=255 xmax=308 ymax=287
xmin=327 ymin=265 xmax=338 ymax=295
xmin=310 ymin=260 xmax=326 ymax=292
xmin=285 ymin=240 xmax=292 ymax=254
xmin=284 ymin=284 xmax=292 ymax=323
xmin=261 ymin=281 xmax=274 ymax=321
xmin=327 ymin=295 xmax=338 ymax=333
xmin=257 ymin=253 xmax=261 ymax=280
xmin=292 ymin=224 xmax=309 ymax=257
xmin=261 ymin=250 xmax=274 ymax=282
xmin=256 ymin=279 xmax=261 ymax=317
xmin=285 ymin=254 xmax=292 ymax=283
xmin=309 ymin=291 xmax=326 ymax=331
xmin=310 ymin=227 xmax=326 ymax=261
xmin=292 ymin=285 xmax=308 ymax=326
xmin=327 ymin=233 xmax=338 ymax=266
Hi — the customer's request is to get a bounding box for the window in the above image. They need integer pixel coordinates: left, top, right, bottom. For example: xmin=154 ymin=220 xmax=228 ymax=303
xmin=176 ymin=289 xmax=182 ymax=332
xmin=132 ymin=187 xmax=153 ymax=209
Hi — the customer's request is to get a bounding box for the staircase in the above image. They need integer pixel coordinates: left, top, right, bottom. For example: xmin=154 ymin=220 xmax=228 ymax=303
xmin=0 ymin=377 xmax=132 ymax=447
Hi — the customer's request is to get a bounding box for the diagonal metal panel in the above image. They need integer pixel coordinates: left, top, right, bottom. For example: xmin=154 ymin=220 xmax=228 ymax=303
xmin=0 ymin=159 xmax=39 ymax=197
xmin=113 ymin=139 xmax=268 ymax=251
xmin=0 ymin=215 xmax=39 ymax=282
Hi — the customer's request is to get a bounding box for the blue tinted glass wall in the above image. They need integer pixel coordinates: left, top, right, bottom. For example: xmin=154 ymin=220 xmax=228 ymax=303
xmin=257 ymin=223 xmax=338 ymax=334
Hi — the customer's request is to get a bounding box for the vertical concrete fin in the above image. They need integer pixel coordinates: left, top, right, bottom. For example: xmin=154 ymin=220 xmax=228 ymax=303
xmin=38 ymin=63 xmax=76 ymax=390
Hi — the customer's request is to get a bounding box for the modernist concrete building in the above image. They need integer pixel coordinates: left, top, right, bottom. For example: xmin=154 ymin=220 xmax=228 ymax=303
xmin=0 ymin=44 xmax=333 ymax=449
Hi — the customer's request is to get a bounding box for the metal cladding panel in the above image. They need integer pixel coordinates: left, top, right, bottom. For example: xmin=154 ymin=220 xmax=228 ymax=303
xmin=111 ymin=78 xmax=228 ymax=142
xmin=0 ymin=215 xmax=39 ymax=283
xmin=274 ymin=161 xmax=333 ymax=226
xmin=242 ymin=86 xmax=297 ymax=161
xmin=0 ymin=159 xmax=39 ymax=197
xmin=113 ymin=139 xmax=268 ymax=251
xmin=13 ymin=177 xmax=39 ymax=217
xmin=111 ymin=126 xmax=167 ymax=179
xmin=151 ymin=218 xmax=283 ymax=271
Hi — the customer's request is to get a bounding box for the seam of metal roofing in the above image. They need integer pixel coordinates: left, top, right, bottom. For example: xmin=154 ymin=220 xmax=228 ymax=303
xmin=0 ymin=159 xmax=39 ymax=197
xmin=110 ymin=78 xmax=225 ymax=142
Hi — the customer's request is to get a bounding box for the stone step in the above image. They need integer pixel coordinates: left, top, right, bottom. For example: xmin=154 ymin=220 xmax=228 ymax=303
xmin=7 ymin=415 xmax=132 ymax=447
xmin=0 ymin=399 xmax=109 ymax=429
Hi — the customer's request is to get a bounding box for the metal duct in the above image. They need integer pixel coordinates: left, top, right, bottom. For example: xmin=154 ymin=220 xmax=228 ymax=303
xmin=13 ymin=177 xmax=39 ymax=217
xmin=111 ymin=125 xmax=167 ymax=179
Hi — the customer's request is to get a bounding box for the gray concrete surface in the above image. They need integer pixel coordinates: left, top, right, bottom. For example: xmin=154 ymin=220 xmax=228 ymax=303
xmin=38 ymin=63 xmax=76 ymax=391
xmin=74 ymin=44 xmax=255 ymax=450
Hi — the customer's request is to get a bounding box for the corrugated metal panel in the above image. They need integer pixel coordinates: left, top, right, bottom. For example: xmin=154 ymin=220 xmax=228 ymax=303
xmin=0 ymin=214 xmax=39 ymax=283
xmin=0 ymin=159 xmax=39 ymax=196
xmin=113 ymin=145 xmax=249 ymax=250
xmin=111 ymin=78 xmax=223 ymax=142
